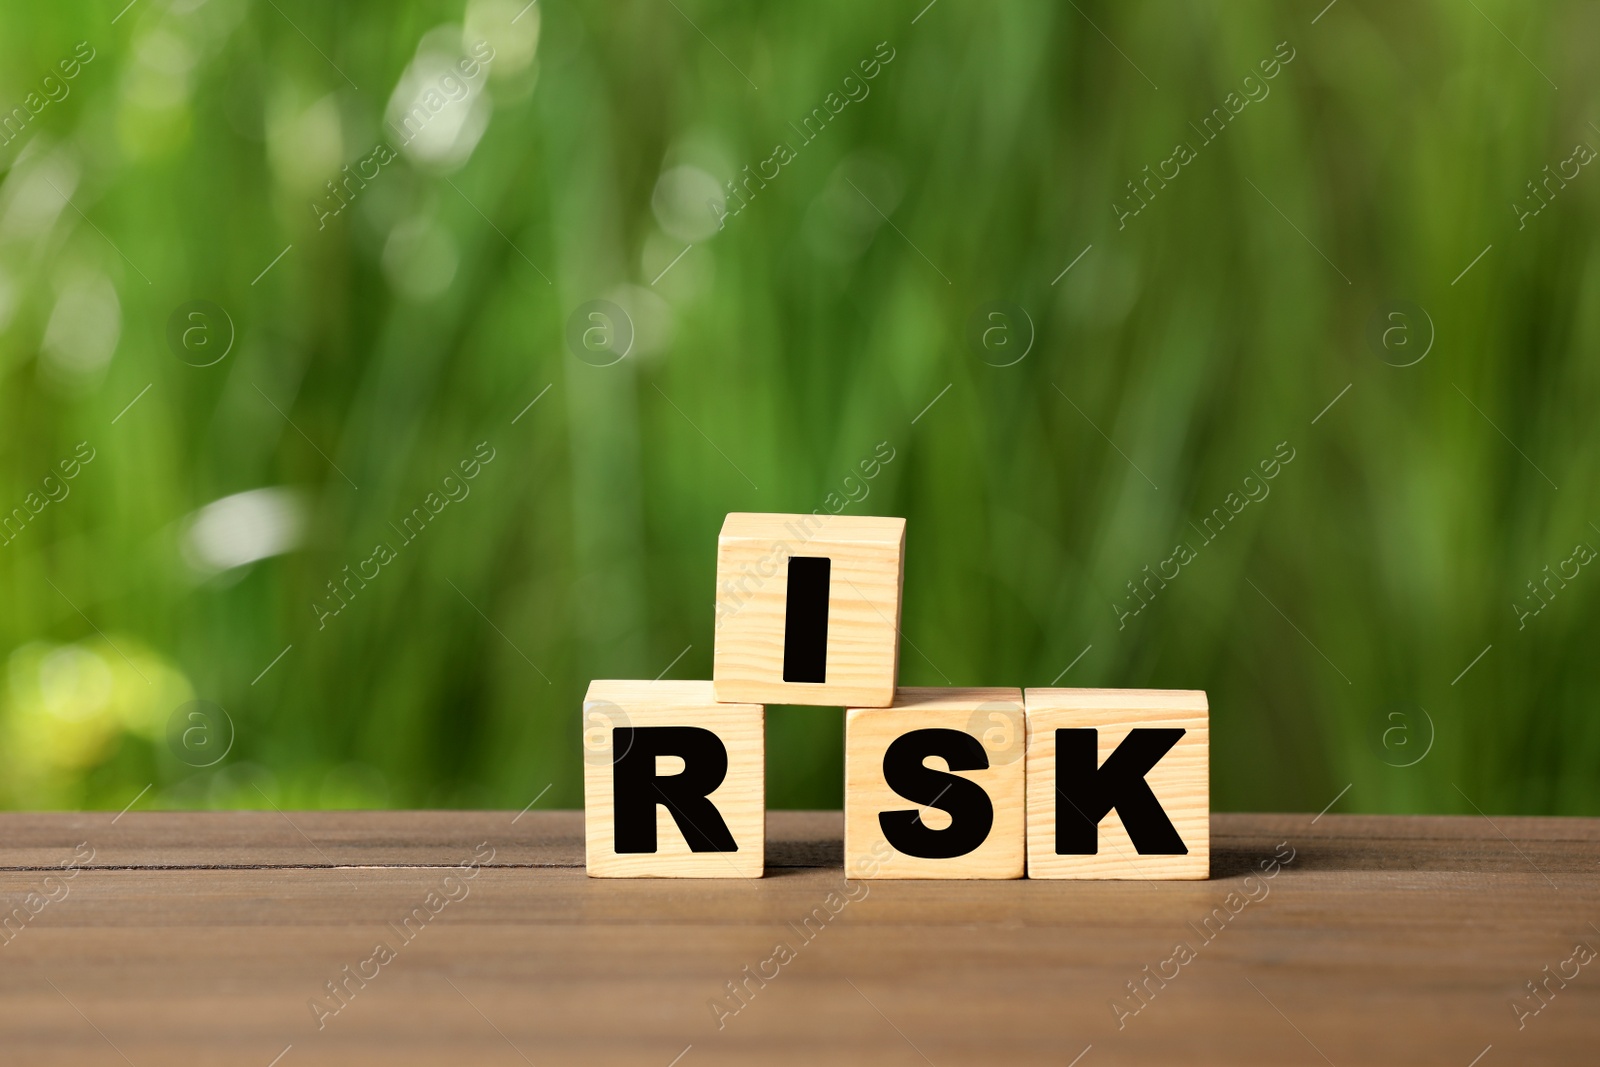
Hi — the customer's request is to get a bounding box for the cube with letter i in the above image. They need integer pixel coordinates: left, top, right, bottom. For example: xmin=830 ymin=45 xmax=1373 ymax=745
xmin=712 ymin=513 xmax=906 ymax=708
xmin=1025 ymin=688 xmax=1209 ymax=880
xmin=583 ymin=680 xmax=764 ymax=878
xmin=845 ymin=688 xmax=1026 ymax=879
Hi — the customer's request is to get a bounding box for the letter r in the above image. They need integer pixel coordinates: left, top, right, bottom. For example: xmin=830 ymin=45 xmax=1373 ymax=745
xmin=613 ymin=727 xmax=738 ymax=853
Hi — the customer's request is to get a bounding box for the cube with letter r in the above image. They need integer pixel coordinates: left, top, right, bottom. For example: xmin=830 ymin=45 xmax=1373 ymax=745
xmin=583 ymin=680 xmax=764 ymax=878
xmin=712 ymin=512 xmax=905 ymax=708
xmin=1025 ymin=688 xmax=1209 ymax=880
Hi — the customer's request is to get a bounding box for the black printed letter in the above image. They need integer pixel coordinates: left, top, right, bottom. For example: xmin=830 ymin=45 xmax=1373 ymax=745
xmin=782 ymin=556 xmax=830 ymax=683
xmin=878 ymin=729 xmax=994 ymax=859
xmin=1055 ymin=728 xmax=1187 ymax=855
xmin=613 ymin=727 xmax=737 ymax=853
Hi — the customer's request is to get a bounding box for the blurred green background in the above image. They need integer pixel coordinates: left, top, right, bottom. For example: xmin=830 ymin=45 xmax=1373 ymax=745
xmin=0 ymin=0 xmax=1595 ymax=816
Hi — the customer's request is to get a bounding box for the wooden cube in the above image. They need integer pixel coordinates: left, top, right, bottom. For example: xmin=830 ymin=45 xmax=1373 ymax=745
xmin=845 ymin=687 xmax=1025 ymax=879
xmin=712 ymin=513 xmax=906 ymax=708
xmin=583 ymin=680 xmax=764 ymax=878
xmin=1024 ymin=688 xmax=1209 ymax=880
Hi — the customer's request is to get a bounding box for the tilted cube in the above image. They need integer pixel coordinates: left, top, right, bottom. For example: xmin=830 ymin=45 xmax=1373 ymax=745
xmin=713 ymin=512 xmax=905 ymax=708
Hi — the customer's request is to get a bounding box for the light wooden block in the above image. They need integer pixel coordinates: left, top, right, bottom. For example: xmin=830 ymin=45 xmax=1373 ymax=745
xmin=1025 ymin=688 xmax=1209 ymax=879
xmin=845 ymin=687 xmax=1025 ymax=879
xmin=583 ymin=680 xmax=764 ymax=878
xmin=712 ymin=512 xmax=906 ymax=708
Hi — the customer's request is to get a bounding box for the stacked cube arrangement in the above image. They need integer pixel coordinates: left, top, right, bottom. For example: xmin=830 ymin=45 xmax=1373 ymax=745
xmin=583 ymin=513 xmax=1209 ymax=880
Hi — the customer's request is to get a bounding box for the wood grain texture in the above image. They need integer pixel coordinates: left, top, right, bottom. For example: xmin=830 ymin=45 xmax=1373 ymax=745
xmin=0 ymin=811 xmax=1596 ymax=1065
xmin=712 ymin=512 xmax=905 ymax=708
xmin=845 ymin=687 xmax=1025 ymax=879
xmin=583 ymin=680 xmax=764 ymax=878
xmin=1025 ymin=688 xmax=1210 ymax=880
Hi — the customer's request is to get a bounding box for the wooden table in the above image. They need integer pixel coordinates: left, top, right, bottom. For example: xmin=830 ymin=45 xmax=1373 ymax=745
xmin=1 ymin=811 xmax=1595 ymax=1065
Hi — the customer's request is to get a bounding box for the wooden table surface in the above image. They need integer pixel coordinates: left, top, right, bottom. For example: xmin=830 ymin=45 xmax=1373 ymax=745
xmin=1 ymin=810 xmax=1596 ymax=1065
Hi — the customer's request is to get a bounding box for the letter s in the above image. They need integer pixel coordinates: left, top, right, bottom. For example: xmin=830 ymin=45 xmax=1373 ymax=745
xmin=877 ymin=729 xmax=994 ymax=860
